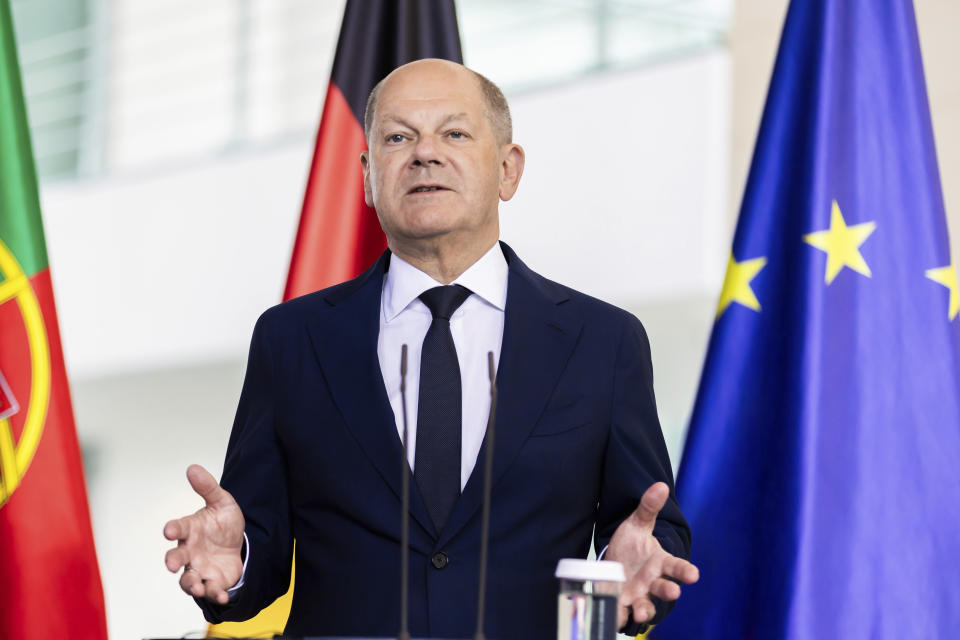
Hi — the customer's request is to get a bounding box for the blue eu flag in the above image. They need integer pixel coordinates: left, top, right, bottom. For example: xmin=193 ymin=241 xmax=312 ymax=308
xmin=655 ymin=1 xmax=960 ymax=638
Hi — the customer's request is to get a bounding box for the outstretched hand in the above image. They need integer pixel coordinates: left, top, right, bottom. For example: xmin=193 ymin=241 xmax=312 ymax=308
xmin=605 ymin=482 xmax=699 ymax=628
xmin=163 ymin=464 xmax=245 ymax=605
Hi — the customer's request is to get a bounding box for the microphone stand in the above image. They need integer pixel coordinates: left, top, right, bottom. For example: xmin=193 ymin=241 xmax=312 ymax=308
xmin=474 ymin=351 xmax=498 ymax=640
xmin=398 ymin=344 xmax=411 ymax=640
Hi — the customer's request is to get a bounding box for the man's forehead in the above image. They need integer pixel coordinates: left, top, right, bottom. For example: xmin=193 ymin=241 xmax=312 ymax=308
xmin=378 ymin=107 xmax=474 ymax=128
xmin=381 ymin=81 xmax=477 ymax=105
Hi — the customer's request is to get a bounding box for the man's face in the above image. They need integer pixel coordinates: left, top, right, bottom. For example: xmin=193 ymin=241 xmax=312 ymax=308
xmin=361 ymin=61 xmax=519 ymax=252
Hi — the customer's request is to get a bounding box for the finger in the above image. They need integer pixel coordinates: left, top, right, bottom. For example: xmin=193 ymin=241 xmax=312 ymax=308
xmin=214 ymin=588 xmax=230 ymax=605
xmin=649 ymin=577 xmax=681 ymax=601
xmin=621 ymin=595 xmax=655 ymax=625
xmin=203 ymin=580 xmax=228 ymax=604
xmin=630 ymin=482 xmax=670 ymax=531
xmin=617 ymin=604 xmax=629 ymax=629
xmin=163 ymin=518 xmax=187 ymax=541
xmin=633 ymin=599 xmax=656 ymax=625
xmin=198 ymin=563 xmax=231 ymax=604
xmin=205 ymin=579 xmax=231 ymax=605
xmin=164 ymin=545 xmax=190 ymax=573
xmin=662 ymin=555 xmax=700 ymax=584
xmin=179 ymin=566 xmax=204 ymax=598
xmin=163 ymin=515 xmax=195 ymax=543
xmin=186 ymin=464 xmax=229 ymax=508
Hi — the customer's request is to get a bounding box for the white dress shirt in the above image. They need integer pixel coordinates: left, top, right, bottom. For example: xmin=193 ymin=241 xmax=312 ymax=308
xmin=378 ymin=243 xmax=507 ymax=489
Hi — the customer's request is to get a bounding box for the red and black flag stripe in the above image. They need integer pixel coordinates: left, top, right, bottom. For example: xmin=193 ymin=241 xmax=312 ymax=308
xmin=283 ymin=0 xmax=463 ymax=300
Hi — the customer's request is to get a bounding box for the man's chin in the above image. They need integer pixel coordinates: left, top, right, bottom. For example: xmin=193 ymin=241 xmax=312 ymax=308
xmin=390 ymin=212 xmax=465 ymax=240
xmin=379 ymin=208 xmax=498 ymax=248
xmin=396 ymin=226 xmax=458 ymax=242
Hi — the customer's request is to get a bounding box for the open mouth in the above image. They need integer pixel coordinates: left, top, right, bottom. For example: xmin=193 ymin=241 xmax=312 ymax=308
xmin=408 ymin=185 xmax=448 ymax=194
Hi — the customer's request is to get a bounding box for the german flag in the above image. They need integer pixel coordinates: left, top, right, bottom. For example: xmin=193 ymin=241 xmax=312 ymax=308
xmin=283 ymin=0 xmax=463 ymax=300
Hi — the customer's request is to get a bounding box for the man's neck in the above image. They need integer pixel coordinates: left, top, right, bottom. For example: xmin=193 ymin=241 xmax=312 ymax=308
xmin=389 ymin=235 xmax=500 ymax=284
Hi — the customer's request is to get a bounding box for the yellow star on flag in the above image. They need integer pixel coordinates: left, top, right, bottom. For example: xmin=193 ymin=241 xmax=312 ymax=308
xmin=803 ymin=200 xmax=877 ymax=284
xmin=717 ymin=253 xmax=767 ymax=317
xmin=925 ymin=263 xmax=959 ymax=321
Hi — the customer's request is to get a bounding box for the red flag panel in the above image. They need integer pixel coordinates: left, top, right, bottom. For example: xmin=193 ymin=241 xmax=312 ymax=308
xmin=284 ymin=84 xmax=386 ymax=300
xmin=0 ymin=269 xmax=107 ymax=640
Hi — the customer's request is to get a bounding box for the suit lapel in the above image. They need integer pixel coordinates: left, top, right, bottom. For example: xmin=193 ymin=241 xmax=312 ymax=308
xmin=305 ymin=252 xmax=438 ymax=540
xmin=438 ymin=243 xmax=583 ymax=547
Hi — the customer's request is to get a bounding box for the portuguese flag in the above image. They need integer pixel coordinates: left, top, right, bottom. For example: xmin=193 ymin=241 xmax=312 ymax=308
xmin=0 ymin=2 xmax=108 ymax=639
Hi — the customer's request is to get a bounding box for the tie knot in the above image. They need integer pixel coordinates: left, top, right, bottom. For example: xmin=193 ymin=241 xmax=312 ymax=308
xmin=419 ymin=285 xmax=472 ymax=320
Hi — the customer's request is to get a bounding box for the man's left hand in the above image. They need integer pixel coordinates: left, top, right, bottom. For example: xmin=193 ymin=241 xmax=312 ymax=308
xmin=605 ymin=482 xmax=700 ymax=628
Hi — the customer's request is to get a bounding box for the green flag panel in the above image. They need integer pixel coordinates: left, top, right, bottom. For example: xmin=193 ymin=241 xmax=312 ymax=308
xmin=0 ymin=0 xmax=49 ymax=278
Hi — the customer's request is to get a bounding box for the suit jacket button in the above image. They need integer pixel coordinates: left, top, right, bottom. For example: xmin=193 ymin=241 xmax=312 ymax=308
xmin=431 ymin=551 xmax=449 ymax=570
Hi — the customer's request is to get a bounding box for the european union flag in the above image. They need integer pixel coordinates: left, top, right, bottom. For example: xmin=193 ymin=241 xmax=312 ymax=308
xmin=654 ymin=1 xmax=960 ymax=638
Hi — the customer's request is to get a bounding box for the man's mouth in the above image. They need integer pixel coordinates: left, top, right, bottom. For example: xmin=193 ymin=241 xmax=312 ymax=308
xmin=408 ymin=185 xmax=449 ymax=194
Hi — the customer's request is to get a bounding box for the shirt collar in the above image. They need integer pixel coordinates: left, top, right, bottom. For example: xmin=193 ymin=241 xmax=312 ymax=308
xmin=382 ymin=243 xmax=508 ymax=322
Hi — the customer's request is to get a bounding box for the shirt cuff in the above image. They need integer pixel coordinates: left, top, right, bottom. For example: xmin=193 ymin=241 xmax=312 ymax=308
xmin=226 ymin=531 xmax=249 ymax=595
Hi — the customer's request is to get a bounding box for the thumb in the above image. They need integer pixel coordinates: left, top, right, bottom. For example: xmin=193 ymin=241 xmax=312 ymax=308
xmin=630 ymin=482 xmax=670 ymax=531
xmin=186 ymin=464 xmax=229 ymax=508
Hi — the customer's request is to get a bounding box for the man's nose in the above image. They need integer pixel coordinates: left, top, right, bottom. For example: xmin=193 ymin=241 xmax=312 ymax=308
xmin=411 ymin=135 xmax=444 ymax=166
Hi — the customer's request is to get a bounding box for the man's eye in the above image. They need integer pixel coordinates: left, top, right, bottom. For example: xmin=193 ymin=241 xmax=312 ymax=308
xmin=448 ymin=130 xmax=466 ymax=139
xmin=387 ymin=134 xmax=406 ymax=143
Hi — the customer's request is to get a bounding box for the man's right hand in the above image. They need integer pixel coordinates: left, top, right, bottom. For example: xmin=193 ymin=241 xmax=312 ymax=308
xmin=163 ymin=464 xmax=245 ymax=605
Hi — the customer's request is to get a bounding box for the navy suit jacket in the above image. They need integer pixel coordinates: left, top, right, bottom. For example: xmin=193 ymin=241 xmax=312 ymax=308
xmin=199 ymin=243 xmax=690 ymax=639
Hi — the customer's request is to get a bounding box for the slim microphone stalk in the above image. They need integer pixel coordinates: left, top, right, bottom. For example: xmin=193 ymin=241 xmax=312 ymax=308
xmin=398 ymin=344 xmax=411 ymax=640
xmin=474 ymin=351 xmax=498 ymax=640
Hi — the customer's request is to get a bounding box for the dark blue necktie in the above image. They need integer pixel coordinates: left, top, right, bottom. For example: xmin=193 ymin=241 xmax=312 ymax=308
xmin=415 ymin=284 xmax=472 ymax=531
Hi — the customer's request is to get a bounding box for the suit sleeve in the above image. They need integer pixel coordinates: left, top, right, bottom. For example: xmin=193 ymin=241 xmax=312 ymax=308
xmin=196 ymin=312 xmax=294 ymax=623
xmin=594 ymin=313 xmax=692 ymax=632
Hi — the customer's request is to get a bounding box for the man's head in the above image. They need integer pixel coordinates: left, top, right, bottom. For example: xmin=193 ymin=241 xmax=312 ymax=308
xmin=360 ymin=59 xmax=524 ymax=263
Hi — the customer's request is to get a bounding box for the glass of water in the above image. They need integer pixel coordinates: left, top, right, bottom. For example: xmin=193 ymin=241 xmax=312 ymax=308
xmin=555 ymin=559 xmax=626 ymax=640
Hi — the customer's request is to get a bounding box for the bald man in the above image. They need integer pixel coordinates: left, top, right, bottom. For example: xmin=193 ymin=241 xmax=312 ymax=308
xmin=163 ymin=60 xmax=697 ymax=639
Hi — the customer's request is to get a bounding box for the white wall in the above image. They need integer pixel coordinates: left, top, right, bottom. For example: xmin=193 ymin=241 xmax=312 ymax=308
xmin=74 ymin=361 xmax=246 ymax=638
xmin=43 ymin=143 xmax=310 ymax=378
xmin=503 ymin=53 xmax=730 ymax=303
xmin=44 ymin=50 xmax=731 ymax=639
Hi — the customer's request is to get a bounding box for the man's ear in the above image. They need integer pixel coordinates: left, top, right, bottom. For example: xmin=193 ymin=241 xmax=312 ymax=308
xmin=498 ymin=144 xmax=525 ymax=202
xmin=360 ymin=150 xmax=373 ymax=207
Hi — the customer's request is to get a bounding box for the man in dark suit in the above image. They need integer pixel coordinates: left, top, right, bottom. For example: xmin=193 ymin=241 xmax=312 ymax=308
xmin=163 ymin=59 xmax=699 ymax=639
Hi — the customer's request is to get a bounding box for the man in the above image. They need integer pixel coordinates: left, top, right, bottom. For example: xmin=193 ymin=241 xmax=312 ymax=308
xmin=163 ymin=59 xmax=699 ymax=639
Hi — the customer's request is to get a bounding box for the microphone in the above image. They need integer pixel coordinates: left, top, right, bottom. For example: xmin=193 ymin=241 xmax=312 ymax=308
xmin=474 ymin=351 xmax=498 ymax=640
xmin=398 ymin=344 xmax=411 ymax=640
